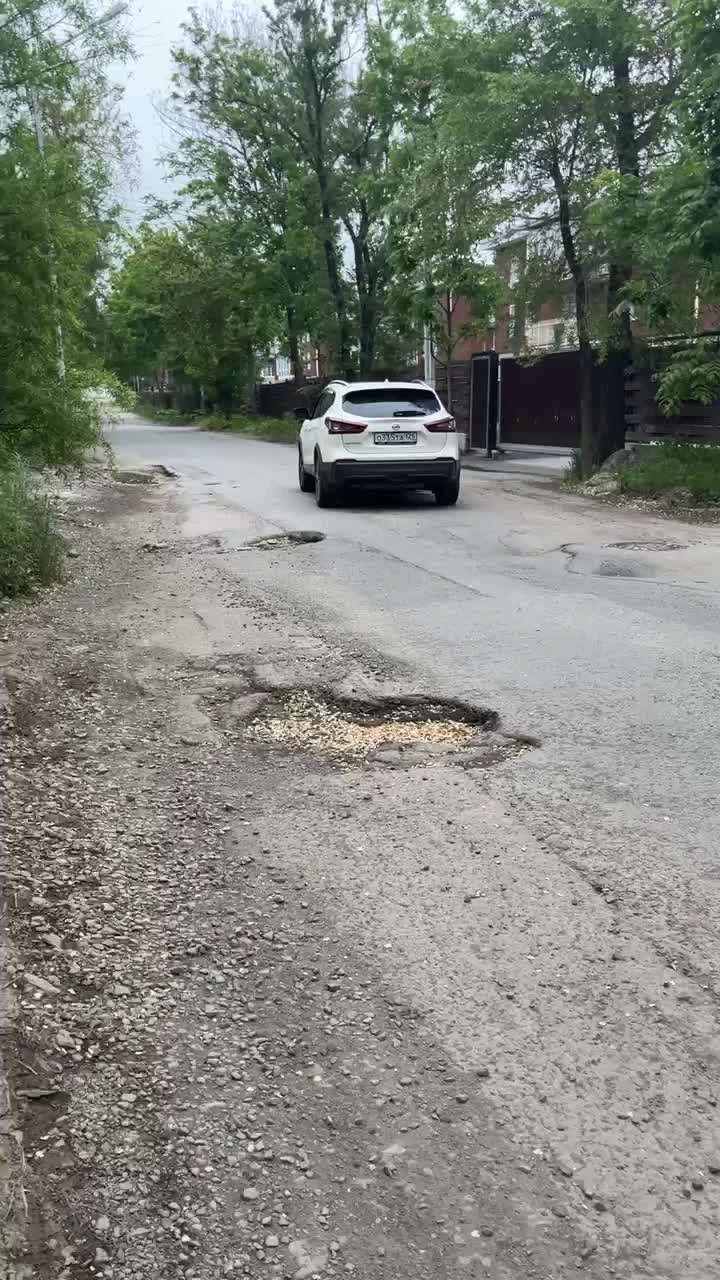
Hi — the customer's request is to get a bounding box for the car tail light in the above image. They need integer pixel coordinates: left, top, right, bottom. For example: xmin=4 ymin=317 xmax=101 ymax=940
xmin=425 ymin=416 xmax=456 ymax=433
xmin=325 ymin=416 xmax=367 ymax=435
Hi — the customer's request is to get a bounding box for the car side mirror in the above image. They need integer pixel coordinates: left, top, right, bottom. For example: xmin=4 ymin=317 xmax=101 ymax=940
xmin=294 ymin=406 xmax=307 ymax=422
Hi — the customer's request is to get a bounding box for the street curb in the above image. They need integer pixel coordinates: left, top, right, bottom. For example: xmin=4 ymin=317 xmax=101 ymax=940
xmin=461 ymin=456 xmax=563 ymax=479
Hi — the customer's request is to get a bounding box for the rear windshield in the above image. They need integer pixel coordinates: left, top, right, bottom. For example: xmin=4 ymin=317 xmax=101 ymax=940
xmin=342 ymin=388 xmax=442 ymax=419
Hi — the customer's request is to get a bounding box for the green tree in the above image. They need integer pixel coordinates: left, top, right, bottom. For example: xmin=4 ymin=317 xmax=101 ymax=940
xmin=168 ymin=1 xmax=415 ymax=380
xmin=0 ymin=0 xmax=132 ymax=467
xmin=574 ymin=0 xmax=678 ymax=453
xmin=628 ymin=0 xmax=720 ymax=410
xmin=386 ymin=143 xmax=502 ymax=409
xmin=391 ymin=0 xmax=605 ymax=468
xmin=393 ymin=0 xmax=682 ymax=469
xmin=267 ymin=0 xmax=356 ymax=375
xmin=378 ymin=11 xmax=504 ymax=400
xmin=169 ymin=12 xmax=329 ymax=382
xmin=105 ymin=216 xmax=279 ymax=415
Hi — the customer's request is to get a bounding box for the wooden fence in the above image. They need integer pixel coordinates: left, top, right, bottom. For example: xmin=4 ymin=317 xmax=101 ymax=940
xmin=434 ymin=362 xmax=472 ymax=440
xmin=139 ymin=342 xmax=720 ymax=448
xmin=625 ymin=343 xmax=720 ymax=442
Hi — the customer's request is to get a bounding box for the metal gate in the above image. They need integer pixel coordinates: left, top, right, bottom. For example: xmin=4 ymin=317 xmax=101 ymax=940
xmin=498 ymin=350 xmax=581 ymax=448
xmin=468 ymin=351 xmax=499 ymax=450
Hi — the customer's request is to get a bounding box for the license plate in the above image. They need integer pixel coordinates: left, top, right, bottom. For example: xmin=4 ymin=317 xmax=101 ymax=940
xmin=374 ymin=431 xmax=417 ymax=445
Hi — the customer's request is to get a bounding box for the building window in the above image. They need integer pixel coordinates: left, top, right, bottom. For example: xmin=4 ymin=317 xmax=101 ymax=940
xmin=525 ymin=318 xmax=578 ymax=350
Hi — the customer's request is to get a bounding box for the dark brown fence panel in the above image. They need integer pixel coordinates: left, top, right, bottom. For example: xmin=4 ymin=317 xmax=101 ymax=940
xmin=254 ymin=365 xmax=424 ymax=419
xmin=435 ymin=362 xmax=471 ymax=439
xmin=625 ymin=348 xmax=720 ymax=442
xmin=499 ymin=351 xmax=582 ymax=448
xmin=254 ymin=379 xmax=325 ymax=417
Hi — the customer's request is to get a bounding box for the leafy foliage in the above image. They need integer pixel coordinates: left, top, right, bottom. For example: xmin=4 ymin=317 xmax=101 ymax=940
xmin=643 ymin=0 xmax=720 ymax=408
xmin=0 ymin=0 xmax=132 ymax=469
xmin=657 ymin=343 xmax=720 ymax=414
xmin=100 ymin=0 xmax=720 ymax=469
xmin=105 ymin=216 xmax=278 ymax=413
xmin=0 ymin=0 xmax=132 ymax=592
xmin=155 ymin=1 xmax=416 ymax=381
xmin=167 ymin=10 xmax=331 ymax=378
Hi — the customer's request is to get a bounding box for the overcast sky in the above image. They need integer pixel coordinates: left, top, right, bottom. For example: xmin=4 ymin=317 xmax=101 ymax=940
xmin=119 ymin=0 xmax=194 ymax=217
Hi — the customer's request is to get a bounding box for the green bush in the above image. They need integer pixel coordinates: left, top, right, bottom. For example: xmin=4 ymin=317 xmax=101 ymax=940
xmin=133 ymin=400 xmax=197 ymax=426
xmin=657 ymin=343 xmax=720 ymax=415
xmin=618 ymin=442 xmax=720 ymax=503
xmin=0 ymin=458 xmax=64 ymax=597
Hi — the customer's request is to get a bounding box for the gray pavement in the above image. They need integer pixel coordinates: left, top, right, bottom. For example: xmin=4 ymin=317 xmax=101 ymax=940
xmin=109 ymin=417 xmax=720 ymax=962
xmin=462 ymin=446 xmax=572 ymax=477
xmin=99 ymin=414 xmax=720 ymax=1278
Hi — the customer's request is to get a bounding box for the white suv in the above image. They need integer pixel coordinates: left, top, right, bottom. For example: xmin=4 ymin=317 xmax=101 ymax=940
xmin=297 ymin=380 xmax=461 ymax=507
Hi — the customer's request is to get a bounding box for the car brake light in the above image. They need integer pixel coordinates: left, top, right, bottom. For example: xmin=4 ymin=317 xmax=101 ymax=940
xmin=426 ymin=416 xmax=456 ymax=433
xmin=325 ymin=416 xmax=367 ymax=435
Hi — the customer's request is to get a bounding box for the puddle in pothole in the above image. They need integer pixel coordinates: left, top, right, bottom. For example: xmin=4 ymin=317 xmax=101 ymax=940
xmin=244 ymin=689 xmax=535 ymax=768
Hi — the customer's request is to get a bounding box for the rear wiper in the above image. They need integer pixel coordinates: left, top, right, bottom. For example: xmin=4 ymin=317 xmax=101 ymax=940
xmin=392 ymin=410 xmax=422 ymax=417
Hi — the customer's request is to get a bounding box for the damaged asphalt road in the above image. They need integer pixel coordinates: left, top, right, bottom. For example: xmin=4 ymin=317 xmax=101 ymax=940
xmin=2 ymin=423 xmax=720 ymax=1280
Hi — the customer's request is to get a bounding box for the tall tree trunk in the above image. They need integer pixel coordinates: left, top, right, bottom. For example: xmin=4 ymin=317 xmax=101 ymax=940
xmin=604 ymin=51 xmax=641 ymax=460
xmin=286 ymin=304 xmax=304 ymax=385
xmin=358 ymin=296 xmax=374 ymax=376
xmin=552 ymin=159 xmax=595 ymax=472
xmin=215 ymin=377 xmax=233 ymax=421
xmin=350 ymin=232 xmax=371 ymax=376
xmin=295 ymin=8 xmax=354 ymax=379
xmin=347 ymin=203 xmax=376 ymax=377
xmin=356 ymin=269 xmax=375 ymax=378
xmin=318 ymin=181 xmax=353 ymax=376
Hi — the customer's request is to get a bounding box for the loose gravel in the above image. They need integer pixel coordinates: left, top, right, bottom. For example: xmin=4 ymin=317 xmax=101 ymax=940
xmin=247 ymin=690 xmax=494 ymax=758
xmin=1 ymin=465 xmax=717 ymax=1280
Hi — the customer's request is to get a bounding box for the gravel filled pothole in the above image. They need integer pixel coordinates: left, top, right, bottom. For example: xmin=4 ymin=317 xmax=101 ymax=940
xmin=605 ymin=539 xmax=687 ymax=552
xmin=244 ymin=689 xmax=535 ymax=768
xmin=244 ymin=531 xmax=326 ymax=550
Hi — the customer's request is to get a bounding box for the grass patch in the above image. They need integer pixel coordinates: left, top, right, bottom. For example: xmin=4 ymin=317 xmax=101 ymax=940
xmin=563 ymin=448 xmax=586 ymax=486
xmin=134 ymin=400 xmax=196 ymax=426
xmin=0 ymin=458 xmax=64 ymax=598
xmin=134 ymin=400 xmax=298 ymax=444
xmin=198 ymin=413 xmax=298 ymax=444
xmin=618 ymin=442 xmax=720 ymax=504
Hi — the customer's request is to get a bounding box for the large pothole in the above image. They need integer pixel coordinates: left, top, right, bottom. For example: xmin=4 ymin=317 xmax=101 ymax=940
xmin=244 ymin=531 xmax=326 ymax=550
xmin=605 ymin=539 xmax=687 ymax=552
xmin=243 ymin=688 xmax=535 ymax=769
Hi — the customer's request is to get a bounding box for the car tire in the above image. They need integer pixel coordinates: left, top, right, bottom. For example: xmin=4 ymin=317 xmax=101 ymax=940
xmin=433 ymin=476 xmax=460 ymax=506
xmin=314 ymin=455 xmax=336 ymax=508
xmin=298 ymin=447 xmax=314 ymax=493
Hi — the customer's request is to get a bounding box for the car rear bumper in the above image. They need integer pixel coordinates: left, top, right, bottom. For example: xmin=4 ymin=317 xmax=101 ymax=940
xmin=326 ymin=458 xmax=460 ymax=488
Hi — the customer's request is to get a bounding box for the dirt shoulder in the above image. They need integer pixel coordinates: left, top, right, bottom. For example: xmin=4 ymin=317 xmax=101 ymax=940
xmin=0 ymin=468 xmax=717 ymax=1280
